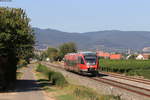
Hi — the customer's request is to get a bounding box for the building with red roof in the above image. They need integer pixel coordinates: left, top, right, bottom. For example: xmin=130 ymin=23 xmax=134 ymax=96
xmin=97 ymin=51 xmax=110 ymax=59
xmin=97 ymin=51 xmax=123 ymax=60
xmin=110 ymin=54 xmax=122 ymax=60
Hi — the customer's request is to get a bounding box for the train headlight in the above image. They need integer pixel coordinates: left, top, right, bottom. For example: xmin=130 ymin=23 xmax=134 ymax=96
xmin=86 ymin=63 xmax=90 ymax=68
xmin=87 ymin=63 xmax=90 ymax=65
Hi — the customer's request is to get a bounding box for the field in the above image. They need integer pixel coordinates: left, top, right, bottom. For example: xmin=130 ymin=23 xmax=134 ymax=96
xmin=99 ymin=59 xmax=150 ymax=79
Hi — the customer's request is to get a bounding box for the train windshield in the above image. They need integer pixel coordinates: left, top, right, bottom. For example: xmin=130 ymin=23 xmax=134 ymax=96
xmin=84 ymin=56 xmax=97 ymax=65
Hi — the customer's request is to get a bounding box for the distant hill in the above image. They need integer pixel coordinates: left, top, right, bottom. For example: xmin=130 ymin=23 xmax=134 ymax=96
xmin=33 ymin=27 xmax=150 ymax=51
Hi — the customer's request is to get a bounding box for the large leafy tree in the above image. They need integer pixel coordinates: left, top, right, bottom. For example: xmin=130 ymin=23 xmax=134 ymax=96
xmin=0 ymin=7 xmax=34 ymax=58
xmin=59 ymin=42 xmax=77 ymax=60
xmin=0 ymin=7 xmax=35 ymax=89
xmin=47 ymin=47 xmax=59 ymax=61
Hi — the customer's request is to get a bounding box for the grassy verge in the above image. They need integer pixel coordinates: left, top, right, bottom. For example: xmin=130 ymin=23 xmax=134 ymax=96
xmin=17 ymin=59 xmax=28 ymax=69
xmin=100 ymin=59 xmax=150 ymax=79
xmin=16 ymin=72 xmax=23 ymax=79
xmin=35 ymin=63 xmax=122 ymax=100
xmin=36 ymin=63 xmax=68 ymax=87
xmin=16 ymin=59 xmax=28 ymax=79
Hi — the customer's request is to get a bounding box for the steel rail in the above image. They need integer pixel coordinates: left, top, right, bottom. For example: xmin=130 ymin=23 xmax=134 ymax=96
xmin=101 ymin=72 xmax=150 ymax=85
xmin=91 ymin=77 xmax=150 ymax=97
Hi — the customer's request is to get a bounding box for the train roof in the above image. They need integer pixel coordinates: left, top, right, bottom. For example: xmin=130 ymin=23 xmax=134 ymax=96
xmin=66 ymin=53 xmax=76 ymax=55
xmin=78 ymin=51 xmax=96 ymax=55
xmin=66 ymin=51 xmax=96 ymax=56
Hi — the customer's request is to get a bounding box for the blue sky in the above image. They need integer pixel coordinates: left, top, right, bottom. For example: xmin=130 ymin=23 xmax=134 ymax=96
xmin=0 ymin=0 xmax=150 ymax=32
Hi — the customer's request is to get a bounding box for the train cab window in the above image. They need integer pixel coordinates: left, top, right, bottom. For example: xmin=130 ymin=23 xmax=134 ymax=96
xmin=84 ymin=56 xmax=97 ymax=65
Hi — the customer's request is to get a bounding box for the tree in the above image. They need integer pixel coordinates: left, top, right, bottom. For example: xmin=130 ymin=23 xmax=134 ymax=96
xmin=58 ymin=42 xmax=77 ymax=60
xmin=128 ymin=54 xmax=137 ymax=59
xmin=0 ymin=7 xmax=35 ymax=90
xmin=40 ymin=51 xmax=48 ymax=61
xmin=47 ymin=47 xmax=59 ymax=62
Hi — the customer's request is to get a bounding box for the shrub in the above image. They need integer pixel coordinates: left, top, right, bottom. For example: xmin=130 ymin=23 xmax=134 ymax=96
xmin=49 ymin=72 xmax=68 ymax=87
xmin=36 ymin=64 xmax=50 ymax=76
xmin=36 ymin=64 xmax=68 ymax=87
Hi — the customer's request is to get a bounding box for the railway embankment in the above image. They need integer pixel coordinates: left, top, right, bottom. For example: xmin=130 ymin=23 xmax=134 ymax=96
xmin=34 ymin=63 xmax=121 ymax=100
xmin=41 ymin=61 xmax=150 ymax=100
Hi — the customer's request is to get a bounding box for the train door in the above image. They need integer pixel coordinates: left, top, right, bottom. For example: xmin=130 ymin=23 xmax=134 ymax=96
xmin=78 ymin=56 xmax=86 ymax=72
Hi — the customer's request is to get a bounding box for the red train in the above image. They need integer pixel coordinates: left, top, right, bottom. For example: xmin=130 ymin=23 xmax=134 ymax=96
xmin=64 ymin=51 xmax=99 ymax=75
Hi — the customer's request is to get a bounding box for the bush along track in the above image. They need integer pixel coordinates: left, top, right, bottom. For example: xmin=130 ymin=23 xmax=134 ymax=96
xmin=35 ymin=63 xmax=122 ymax=100
xmin=36 ymin=63 xmax=68 ymax=87
xmin=100 ymin=59 xmax=150 ymax=79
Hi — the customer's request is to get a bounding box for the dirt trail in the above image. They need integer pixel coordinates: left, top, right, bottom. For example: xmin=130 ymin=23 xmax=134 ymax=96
xmin=0 ymin=65 xmax=48 ymax=100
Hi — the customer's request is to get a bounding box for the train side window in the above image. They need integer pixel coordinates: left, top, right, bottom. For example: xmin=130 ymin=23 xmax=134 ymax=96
xmin=78 ymin=56 xmax=84 ymax=64
xmin=81 ymin=58 xmax=84 ymax=64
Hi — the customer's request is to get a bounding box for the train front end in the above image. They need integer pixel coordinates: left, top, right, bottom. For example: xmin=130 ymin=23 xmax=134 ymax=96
xmin=79 ymin=52 xmax=99 ymax=75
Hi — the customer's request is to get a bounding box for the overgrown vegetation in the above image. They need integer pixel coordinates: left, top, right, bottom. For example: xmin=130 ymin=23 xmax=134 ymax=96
xmin=100 ymin=59 xmax=150 ymax=79
xmin=17 ymin=59 xmax=28 ymax=69
xmin=0 ymin=7 xmax=34 ymax=90
xmin=73 ymin=87 xmax=121 ymax=100
xmin=47 ymin=47 xmax=59 ymax=61
xmin=16 ymin=59 xmax=28 ymax=79
xmin=73 ymin=87 xmax=100 ymax=100
xmin=40 ymin=42 xmax=77 ymax=61
xmin=36 ymin=64 xmax=68 ymax=87
xmin=35 ymin=64 xmax=121 ymax=100
xmin=58 ymin=42 xmax=77 ymax=60
xmin=16 ymin=72 xmax=23 ymax=79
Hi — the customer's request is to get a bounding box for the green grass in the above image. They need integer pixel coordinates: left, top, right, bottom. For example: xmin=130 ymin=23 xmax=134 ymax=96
xmin=36 ymin=63 xmax=50 ymax=75
xmin=51 ymin=84 xmax=121 ymax=100
xmin=73 ymin=87 xmax=100 ymax=100
xmin=17 ymin=59 xmax=28 ymax=69
xmin=56 ymin=94 xmax=76 ymax=100
xmin=100 ymin=59 xmax=150 ymax=79
xmin=16 ymin=72 xmax=23 ymax=79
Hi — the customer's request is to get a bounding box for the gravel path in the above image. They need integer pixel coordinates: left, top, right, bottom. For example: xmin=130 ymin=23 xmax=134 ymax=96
xmin=0 ymin=64 xmax=50 ymax=100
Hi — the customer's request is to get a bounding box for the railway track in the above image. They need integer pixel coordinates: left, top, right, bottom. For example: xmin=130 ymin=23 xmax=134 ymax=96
xmin=42 ymin=62 xmax=150 ymax=98
xmin=43 ymin=62 xmax=150 ymax=85
xmin=91 ymin=77 xmax=150 ymax=97
xmin=101 ymin=72 xmax=150 ymax=85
